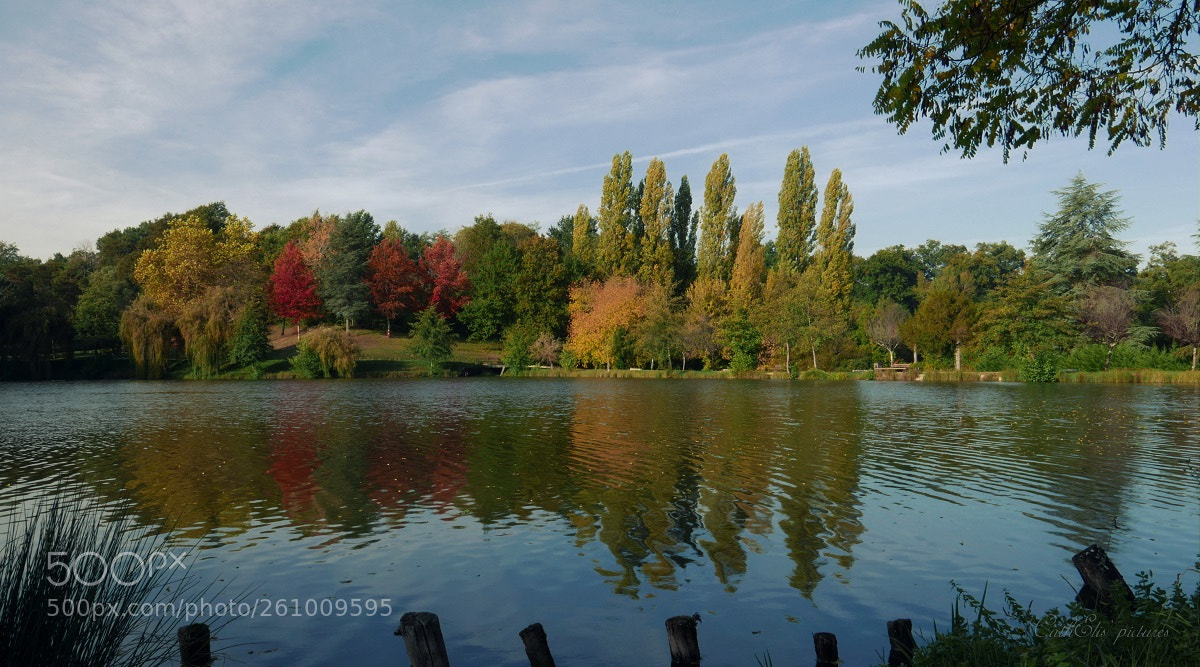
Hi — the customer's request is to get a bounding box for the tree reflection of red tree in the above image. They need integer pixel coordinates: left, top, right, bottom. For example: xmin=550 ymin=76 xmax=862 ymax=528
xmin=268 ymin=423 xmax=322 ymax=521
xmin=366 ymin=426 xmax=469 ymax=522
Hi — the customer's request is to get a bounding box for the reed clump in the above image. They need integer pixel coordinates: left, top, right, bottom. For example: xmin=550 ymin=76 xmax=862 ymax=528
xmin=0 ymin=496 xmax=232 ymax=666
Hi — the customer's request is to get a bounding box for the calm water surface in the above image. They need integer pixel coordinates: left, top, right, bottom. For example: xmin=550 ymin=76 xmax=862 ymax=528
xmin=1 ymin=379 xmax=1197 ymax=665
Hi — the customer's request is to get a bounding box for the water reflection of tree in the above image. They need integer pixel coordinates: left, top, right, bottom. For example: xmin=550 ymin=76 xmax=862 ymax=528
xmin=82 ymin=398 xmax=278 ymax=539
xmin=774 ymin=384 xmax=865 ymax=597
xmin=566 ymin=383 xmax=710 ymax=596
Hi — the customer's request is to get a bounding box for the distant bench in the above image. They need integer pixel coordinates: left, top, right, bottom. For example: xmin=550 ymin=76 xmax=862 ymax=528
xmin=873 ymin=362 xmax=911 ymax=372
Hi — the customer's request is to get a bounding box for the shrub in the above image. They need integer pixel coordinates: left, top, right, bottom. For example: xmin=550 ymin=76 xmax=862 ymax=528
xmin=1018 ymin=352 xmax=1060 ymax=382
xmin=290 ymin=327 xmax=358 ymax=378
xmin=501 ymin=324 xmax=537 ymax=374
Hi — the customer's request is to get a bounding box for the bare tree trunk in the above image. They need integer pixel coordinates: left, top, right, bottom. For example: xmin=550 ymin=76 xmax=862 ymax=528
xmin=1105 ymin=342 xmax=1115 ymax=370
xmin=1192 ymin=345 xmax=1197 ymax=371
xmin=912 ymin=345 xmax=918 ymax=364
xmin=785 ymin=341 xmax=791 ymax=373
xmin=811 ymin=342 xmax=818 ymax=370
xmin=386 ymin=318 xmax=391 ymax=338
xmin=295 ymin=322 xmax=301 ymax=340
xmin=954 ymin=343 xmax=962 ymax=371
xmin=682 ymin=354 xmax=687 ymax=372
xmin=888 ymin=347 xmax=895 ymax=366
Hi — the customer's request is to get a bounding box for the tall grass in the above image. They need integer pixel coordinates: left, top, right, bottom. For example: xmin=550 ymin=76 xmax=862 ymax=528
xmin=911 ymin=568 xmax=1200 ymax=666
xmin=0 ymin=495 xmax=232 ymax=666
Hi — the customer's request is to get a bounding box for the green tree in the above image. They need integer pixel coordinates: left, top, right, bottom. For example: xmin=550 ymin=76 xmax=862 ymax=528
xmin=501 ymin=323 xmax=538 ymax=374
xmin=914 ymin=239 xmax=969 ymax=281
xmin=1032 ymin=173 xmax=1138 ymax=292
xmin=228 ymin=301 xmax=272 ymax=368
xmin=812 ymin=168 xmax=856 ymax=312
xmin=697 ymin=153 xmax=738 ymax=283
xmin=317 ymin=211 xmax=380 ymax=332
xmin=638 ymin=158 xmax=675 ymax=287
xmin=598 ymin=151 xmax=635 ymax=276
xmin=858 ymin=1 xmax=1200 ymax=160
xmin=905 ymin=285 xmax=976 ymax=369
xmin=571 ymin=204 xmax=597 ymax=275
xmin=719 ymin=311 xmax=762 ymax=372
xmin=974 ymin=262 xmax=1077 ymax=360
xmin=73 ymin=265 xmax=136 ymax=351
xmin=854 ymin=245 xmax=920 ymax=311
xmin=458 ymin=240 xmax=520 ymax=340
xmin=411 ymin=307 xmax=454 ymax=371
xmin=513 ymin=236 xmax=570 ymax=336
xmin=776 ymin=147 xmax=818 ymax=273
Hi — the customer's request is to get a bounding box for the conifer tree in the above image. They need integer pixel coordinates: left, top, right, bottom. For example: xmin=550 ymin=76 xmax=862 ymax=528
xmin=776 ymin=147 xmax=818 ymax=273
xmin=1031 ymin=173 xmax=1138 ymax=292
xmin=669 ymin=175 xmax=697 ymax=289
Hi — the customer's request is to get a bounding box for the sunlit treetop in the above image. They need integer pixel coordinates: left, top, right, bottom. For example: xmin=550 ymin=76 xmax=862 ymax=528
xmin=857 ymin=0 xmax=1200 ymax=161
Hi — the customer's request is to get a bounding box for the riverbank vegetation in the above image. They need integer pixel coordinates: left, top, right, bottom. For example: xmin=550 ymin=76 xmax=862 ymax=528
xmin=905 ymin=570 xmax=1200 ymax=667
xmin=2 ymin=153 xmax=1197 ymax=381
xmin=0 ymin=497 xmax=231 ymax=666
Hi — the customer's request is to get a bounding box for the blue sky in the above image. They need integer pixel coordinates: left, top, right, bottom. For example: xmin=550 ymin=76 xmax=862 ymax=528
xmin=2 ymin=0 xmax=1196 ymax=261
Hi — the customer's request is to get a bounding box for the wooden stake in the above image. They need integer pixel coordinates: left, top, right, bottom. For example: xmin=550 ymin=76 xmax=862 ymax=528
xmin=395 ymin=611 xmax=451 ymax=667
xmin=813 ymin=632 xmax=838 ymax=667
xmin=1072 ymin=544 xmax=1135 ymax=613
xmin=519 ymin=623 xmax=556 ymax=667
xmin=177 ymin=623 xmax=211 ymax=667
xmin=887 ymin=618 xmax=914 ymax=666
xmin=665 ymin=614 xmax=701 ymax=666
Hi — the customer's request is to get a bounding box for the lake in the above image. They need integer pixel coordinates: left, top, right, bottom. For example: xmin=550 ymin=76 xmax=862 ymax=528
xmin=1 ymin=379 xmax=1197 ymax=665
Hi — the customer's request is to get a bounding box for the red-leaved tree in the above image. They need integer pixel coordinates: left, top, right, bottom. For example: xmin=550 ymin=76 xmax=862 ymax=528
xmin=366 ymin=239 xmax=426 ymax=337
xmin=420 ymin=235 xmax=470 ymax=318
xmin=269 ymin=241 xmax=323 ymax=339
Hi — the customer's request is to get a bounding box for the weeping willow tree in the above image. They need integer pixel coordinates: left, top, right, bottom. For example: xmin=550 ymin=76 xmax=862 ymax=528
xmin=176 ymin=286 xmax=241 ymax=378
xmin=297 ymin=326 xmax=359 ymax=378
xmin=118 ymin=297 xmax=174 ymax=379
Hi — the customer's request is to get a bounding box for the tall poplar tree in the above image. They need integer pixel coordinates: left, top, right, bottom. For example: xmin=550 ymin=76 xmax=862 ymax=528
xmin=813 ymin=169 xmax=856 ymax=311
xmin=730 ymin=202 xmax=766 ymax=312
xmin=697 ymin=153 xmax=737 ymax=283
xmin=669 ymin=175 xmax=698 ymax=290
xmin=776 ymin=147 xmax=818 ymax=273
xmin=571 ymin=204 xmax=596 ymax=274
xmin=598 ymin=151 xmax=634 ymax=277
xmin=638 ymin=158 xmax=675 ymax=287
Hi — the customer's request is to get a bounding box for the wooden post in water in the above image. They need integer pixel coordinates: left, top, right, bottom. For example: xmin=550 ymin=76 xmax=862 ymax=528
xmin=177 ymin=623 xmax=211 ymax=667
xmin=395 ymin=611 xmax=451 ymax=667
xmin=665 ymin=614 xmax=701 ymax=666
xmin=519 ymin=623 xmax=556 ymax=667
xmin=887 ymin=618 xmax=915 ymax=666
xmin=1072 ymin=544 xmax=1135 ymax=613
xmin=813 ymin=632 xmax=838 ymax=667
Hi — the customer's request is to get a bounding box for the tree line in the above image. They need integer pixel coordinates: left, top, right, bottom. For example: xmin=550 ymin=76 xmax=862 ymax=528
xmin=1 ymin=151 xmax=1198 ymax=379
